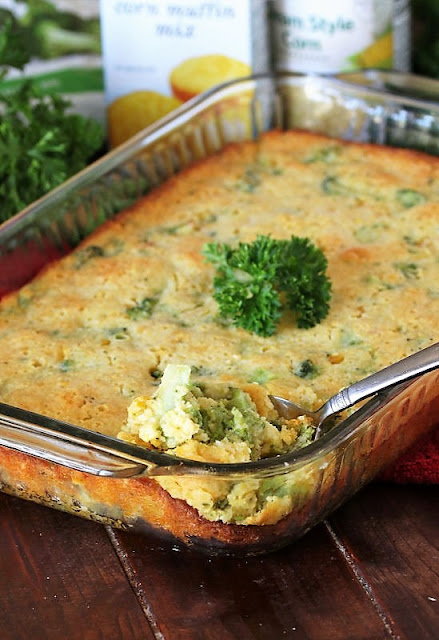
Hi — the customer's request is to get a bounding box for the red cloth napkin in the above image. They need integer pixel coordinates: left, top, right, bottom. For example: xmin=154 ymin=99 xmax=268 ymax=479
xmin=380 ymin=427 xmax=439 ymax=484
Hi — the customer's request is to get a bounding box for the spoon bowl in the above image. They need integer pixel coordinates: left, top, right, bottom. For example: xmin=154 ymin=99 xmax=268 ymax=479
xmin=269 ymin=342 xmax=439 ymax=440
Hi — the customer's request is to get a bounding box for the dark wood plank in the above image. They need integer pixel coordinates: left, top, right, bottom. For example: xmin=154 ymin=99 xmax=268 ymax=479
xmin=109 ymin=522 xmax=390 ymax=640
xmin=0 ymin=493 xmax=155 ymax=640
xmin=3 ymin=482 xmax=438 ymax=640
xmin=328 ymin=484 xmax=439 ymax=640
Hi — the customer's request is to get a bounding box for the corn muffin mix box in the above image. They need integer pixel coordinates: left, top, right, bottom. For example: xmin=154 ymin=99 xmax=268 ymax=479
xmin=99 ymin=0 xmax=270 ymax=146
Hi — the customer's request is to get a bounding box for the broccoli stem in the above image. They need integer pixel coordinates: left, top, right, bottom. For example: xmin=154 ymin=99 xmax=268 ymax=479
xmin=35 ymin=20 xmax=101 ymax=58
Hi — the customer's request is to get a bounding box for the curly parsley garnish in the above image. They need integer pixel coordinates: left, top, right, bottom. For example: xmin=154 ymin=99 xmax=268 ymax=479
xmin=203 ymin=235 xmax=332 ymax=337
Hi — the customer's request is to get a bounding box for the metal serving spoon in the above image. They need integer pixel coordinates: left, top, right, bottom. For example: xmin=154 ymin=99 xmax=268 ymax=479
xmin=269 ymin=342 xmax=439 ymax=440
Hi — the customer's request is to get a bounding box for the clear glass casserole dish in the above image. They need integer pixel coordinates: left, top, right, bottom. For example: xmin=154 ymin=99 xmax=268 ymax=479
xmin=1 ymin=72 xmax=439 ymax=556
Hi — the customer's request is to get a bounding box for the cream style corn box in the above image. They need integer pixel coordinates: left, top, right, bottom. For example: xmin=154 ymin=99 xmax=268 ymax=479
xmin=268 ymin=0 xmax=411 ymax=74
xmin=99 ymin=0 xmax=270 ymax=146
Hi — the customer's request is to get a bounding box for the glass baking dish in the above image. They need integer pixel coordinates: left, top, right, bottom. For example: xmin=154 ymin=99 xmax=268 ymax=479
xmin=1 ymin=72 xmax=439 ymax=556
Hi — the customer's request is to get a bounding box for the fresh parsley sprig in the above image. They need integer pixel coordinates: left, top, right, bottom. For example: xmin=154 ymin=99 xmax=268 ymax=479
xmin=203 ymin=235 xmax=332 ymax=337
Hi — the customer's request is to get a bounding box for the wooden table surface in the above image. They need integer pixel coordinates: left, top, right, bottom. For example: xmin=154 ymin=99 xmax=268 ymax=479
xmin=1 ymin=481 xmax=438 ymax=640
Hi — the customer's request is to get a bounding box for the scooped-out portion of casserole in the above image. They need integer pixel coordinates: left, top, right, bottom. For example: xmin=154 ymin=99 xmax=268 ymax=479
xmin=119 ymin=363 xmax=315 ymax=524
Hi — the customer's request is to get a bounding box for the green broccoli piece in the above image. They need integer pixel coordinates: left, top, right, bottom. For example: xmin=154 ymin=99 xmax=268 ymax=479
xmin=396 ymin=189 xmax=426 ymax=209
xmin=293 ymin=359 xmax=320 ymax=379
xmin=15 ymin=0 xmax=101 ymax=60
xmin=203 ymin=235 xmax=332 ymax=337
xmin=33 ymin=19 xmax=101 ymax=59
xmin=126 ymin=297 xmax=158 ymax=320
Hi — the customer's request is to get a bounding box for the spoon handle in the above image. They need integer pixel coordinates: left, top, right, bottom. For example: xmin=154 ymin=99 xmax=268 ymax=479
xmin=324 ymin=342 xmax=439 ymax=417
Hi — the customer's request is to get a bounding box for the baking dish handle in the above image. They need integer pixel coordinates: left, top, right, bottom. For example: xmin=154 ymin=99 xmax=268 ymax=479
xmin=0 ymin=402 xmax=154 ymax=478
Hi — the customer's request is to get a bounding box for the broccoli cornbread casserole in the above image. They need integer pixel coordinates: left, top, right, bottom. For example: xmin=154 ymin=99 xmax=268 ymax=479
xmin=0 ymin=130 xmax=438 ymax=536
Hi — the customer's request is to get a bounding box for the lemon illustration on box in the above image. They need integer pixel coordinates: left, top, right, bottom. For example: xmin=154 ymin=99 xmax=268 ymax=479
xmin=169 ymin=54 xmax=251 ymax=102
